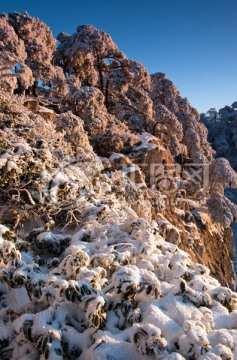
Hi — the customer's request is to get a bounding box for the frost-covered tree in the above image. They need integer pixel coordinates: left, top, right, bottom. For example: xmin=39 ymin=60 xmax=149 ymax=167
xmin=8 ymin=12 xmax=56 ymax=85
xmin=55 ymin=25 xmax=124 ymax=92
xmin=0 ymin=13 xmax=34 ymax=94
xmin=0 ymin=12 xmax=66 ymax=96
xmin=55 ymin=25 xmax=152 ymax=130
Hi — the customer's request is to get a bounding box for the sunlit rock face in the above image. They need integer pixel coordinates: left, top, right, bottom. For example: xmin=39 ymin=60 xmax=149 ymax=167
xmin=1 ymin=12 xmax=237 ymax=359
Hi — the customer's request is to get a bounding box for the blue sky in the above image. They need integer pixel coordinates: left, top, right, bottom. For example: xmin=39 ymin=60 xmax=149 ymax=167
xmin=1 ymin=0 xmax=237 ymax=113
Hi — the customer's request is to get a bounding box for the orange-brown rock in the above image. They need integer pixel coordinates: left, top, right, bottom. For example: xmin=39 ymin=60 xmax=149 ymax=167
xmin=131 ymin=133 xmax=176 ymax=197
xmin=24 ymin=98 xmax=39 ymax=112
xmin=37 ymin=106 xmax=56 ymax=122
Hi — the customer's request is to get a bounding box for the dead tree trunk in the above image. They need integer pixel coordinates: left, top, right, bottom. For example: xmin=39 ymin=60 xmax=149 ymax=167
xmin=105 ymin=78 xmax=110 ymax=109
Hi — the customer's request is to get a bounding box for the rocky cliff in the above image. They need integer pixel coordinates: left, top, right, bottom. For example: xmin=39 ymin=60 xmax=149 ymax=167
xmin=1 ymin=11 xmax=237 ymax=360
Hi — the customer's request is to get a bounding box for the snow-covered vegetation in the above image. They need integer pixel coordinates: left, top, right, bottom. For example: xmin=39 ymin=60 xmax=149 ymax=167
xmin=0 ymin=11 xmax=237 ymax=359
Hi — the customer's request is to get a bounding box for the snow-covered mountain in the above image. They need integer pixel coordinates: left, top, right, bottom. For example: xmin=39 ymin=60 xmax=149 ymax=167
xmin=1 ymin=11 xmax=237 ymax=360
xmin=201 ymin=102 xmax=237 ymax=171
